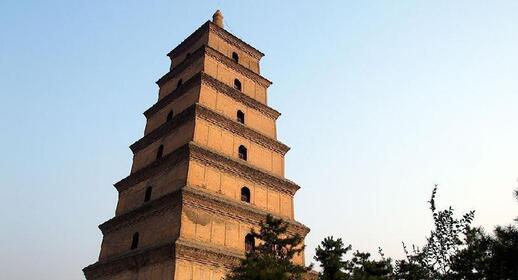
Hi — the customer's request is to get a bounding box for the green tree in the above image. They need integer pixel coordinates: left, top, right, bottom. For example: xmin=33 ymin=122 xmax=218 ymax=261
xmin=314 ymin=236 xmax=351 ymax=280
xmin=455 ymin=225 xmax=518 ymax=280
xmin=444 ymin=188 xmax=518 ymax=280
xmin=486 ymin=225 xmax=518 ymax=279
xmin=395 ymin=185 xmax=475 ymax=279
xmin=226 ymin=214 xmax=310 ymax=280
xmin=315 ymin=237 xmax=394 ymax=280
xmin=349 ymin=249 xmax=394 ymax=280
xmin=315 ymin=185 xmax=518 ymax=280
xmin=450 ymin=188 xmax=518 ymax=280
xmin=449 ymin=227 xmax=492 ymax=279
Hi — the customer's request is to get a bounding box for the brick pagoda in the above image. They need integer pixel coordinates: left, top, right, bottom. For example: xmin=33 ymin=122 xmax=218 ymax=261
xmin=84 ymin=10 xmax=311 ymax=280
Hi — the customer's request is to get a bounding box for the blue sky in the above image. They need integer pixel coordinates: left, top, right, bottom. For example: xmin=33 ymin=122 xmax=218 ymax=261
xmin=1 ymin=1 xmax=517 ymax=279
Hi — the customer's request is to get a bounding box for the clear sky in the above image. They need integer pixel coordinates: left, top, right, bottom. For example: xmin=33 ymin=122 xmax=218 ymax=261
xmin=1 ymin=1 xmax=517 ymax=279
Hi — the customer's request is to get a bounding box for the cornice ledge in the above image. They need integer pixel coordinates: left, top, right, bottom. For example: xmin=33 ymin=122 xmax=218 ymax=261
xmin=196 ymin=103 xmax=289 ymax=154
xmin=115 ymin=142 xmax=299 ymax=195
xmin=145 ymin=72 xmax=280 ymax=121
xmin=175 ymin=239 xmax=314 ymax=276
xmin=156 ymin=45 xmax=205 ymax=86
xmin=135 ymin=103 xmax=287 ymax=155
xmin=99 ymin=185 xmax=308 ymax=237
xmin=83 ymin=241 xmax=175 ymax=279
xmin=183 ymin=186 xmax=310 ymax=236
xmin=189 ymin=142 xmax=300 ymax=195
xmin=145 ymin=72 xmax=201 ymax=118
xmin=99 ymin=189 xmax=182 ymax=234
xmin=200 ymin=72 xmax=281 ymax=119
xmin=114 ymin=145 xmax=189 ymax=192
xmin=132 ymin=106 xmax=196 ymax=153
xmin=207 ymin=22 xmax=264 ymax=59
xmin=158 ymin=45 xmax=271 ymax=89
xmin=176 ymin=238 xmax=242 ymax=269
xmin=166 ymin=21 xmax=210 ymax=57
xmin=205 ymin=45 xmax=272 ymax=87
xmin=164 ymin=21 xmax=264 ymax=60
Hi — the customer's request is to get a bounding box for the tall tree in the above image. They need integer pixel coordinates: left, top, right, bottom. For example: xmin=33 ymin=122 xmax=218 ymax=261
xmin=315 ymin=185 xmax=518 ymax=279
xmin=486 ymin=225 xmax=518 ymax=279
xmin=349 ymin=249 xmax=394 ymax=280
xmin=395 ymin=185 xmax=476 ymax=279
xmin=449 ymin=227 xmax=492 ymax=280
xmin=450 ymin=188 xmax=518 ymax=279
xmin=314 ymin=236 xmax=351 ymax=280
xmin=226 ymin=215 xmax=310 ymax=280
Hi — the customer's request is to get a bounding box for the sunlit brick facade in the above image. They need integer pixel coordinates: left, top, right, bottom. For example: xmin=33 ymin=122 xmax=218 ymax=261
xmin=83 ymin=11 xmax=311 ymax=280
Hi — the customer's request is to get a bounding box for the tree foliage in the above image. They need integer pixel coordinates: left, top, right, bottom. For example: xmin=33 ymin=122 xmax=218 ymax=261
xmin=315 ymin=185 xmax=518 ymax=280
xmin=450 ymin=224 xmax=518 ymax=280
xmin=349 ymin=249 xmax=393 ymax=280
xmin=314 ymin=237 xmax=350 ymax=280
xmin=314 ymin=237 xmax=393 ymax=280
xmin=395 ymin=184 xmax=475 ymax=279
xmin=226 ymin=214 xmax=310 ymax=280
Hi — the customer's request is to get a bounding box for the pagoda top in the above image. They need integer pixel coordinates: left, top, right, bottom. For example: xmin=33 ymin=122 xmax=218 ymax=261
xmin=166 ymin=15 xmax=265 ymax=59
xmin=212 ymin=10 xmax=224 ymax=28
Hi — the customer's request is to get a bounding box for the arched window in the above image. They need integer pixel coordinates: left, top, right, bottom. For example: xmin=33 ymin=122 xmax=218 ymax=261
xmin=238 ymin=145 xmax=247 ymax=161
xmin=166 ymin=110 xmax=174 ymax=122
xmin=241 ymin=187 xmax=251 ymax=203
xmin=245 ymin=233 xmax=255 ymax=253
xmin=144 ymin=186 xmax=152 ymax=203
xmin=177 ymin=79 xmax=183 ymax=89
xmin=237 ymin=110 xmax=245 ymax=124
xmin=156 ymin=145 xmax=164 ymax=160
xmin=234 ymin=79 xmax=242 ymax=91
xmin=131 ymin=232 xmax=139 ymax=250
xmin=232 ymin=52 xmax=239 ymax=63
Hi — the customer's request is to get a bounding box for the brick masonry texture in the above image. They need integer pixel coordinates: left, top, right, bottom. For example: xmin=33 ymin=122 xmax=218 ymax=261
xmin=83 ymin=11 xmax=313 ymax=280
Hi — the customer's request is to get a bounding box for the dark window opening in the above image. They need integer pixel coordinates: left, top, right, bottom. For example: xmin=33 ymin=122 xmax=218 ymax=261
xmin=167 ymin=110 xmax=174 ymax=122
xmin=232 ymin=52 xmax=239 ymax=63
xmin=144 ymin=186 xmax=152 ymax=203
xmin=238 ymin=145 xmax=247 ymax=161
xmin=185 ymin=52 xmax=191 ymax=59
xmin=245 ymin=233 xmax=255 ymax=253
xmin=234 ymin=79 xmax=242 ymax=91
xmin=156 ymin=145 xmax=164 ymax=160
xmin=241 ymin=187 xmax=251 ymax=203
xmin=131 ymin=232 xmax=139 ymax=250
xmin=237 ymin=110 xmax=245 ymax=124
xmin=177 ymin=79 xmax=183 ymax=89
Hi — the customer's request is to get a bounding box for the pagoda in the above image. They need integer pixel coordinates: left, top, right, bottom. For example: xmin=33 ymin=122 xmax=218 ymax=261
xmin=84 ymin=10 xmax=311 ymax=279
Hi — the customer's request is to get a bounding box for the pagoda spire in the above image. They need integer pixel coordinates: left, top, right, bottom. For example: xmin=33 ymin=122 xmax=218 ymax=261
xmin=212 ymin=10 xmax=224 ymax=28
